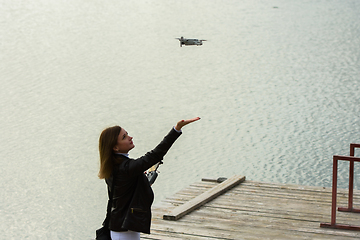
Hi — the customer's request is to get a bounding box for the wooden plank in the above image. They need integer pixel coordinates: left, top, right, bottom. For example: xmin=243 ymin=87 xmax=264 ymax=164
xmin=242 ymin=180 xmax=360 ymax=196
xmin=162 ymin=175 xmax=245 ymax=221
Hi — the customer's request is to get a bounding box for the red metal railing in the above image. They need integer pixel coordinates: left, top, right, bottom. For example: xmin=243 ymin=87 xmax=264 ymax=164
xmin=320 ymin=143 xmax=360 ymax=230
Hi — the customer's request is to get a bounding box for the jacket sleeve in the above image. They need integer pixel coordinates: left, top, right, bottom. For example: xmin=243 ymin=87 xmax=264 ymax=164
xmin=124 ymin=128 xmax=182 ymax=176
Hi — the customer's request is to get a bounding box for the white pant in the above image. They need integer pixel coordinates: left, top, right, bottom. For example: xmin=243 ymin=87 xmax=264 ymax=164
xmin=110 ymin=230 xmax=140 ymax=240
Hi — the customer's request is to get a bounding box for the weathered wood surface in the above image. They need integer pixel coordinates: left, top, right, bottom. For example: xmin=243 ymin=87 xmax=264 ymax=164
xmin=163 ymin=175 xmax=246 ymax=221
xmin=141 ymin=179 xmax=360 ymax=239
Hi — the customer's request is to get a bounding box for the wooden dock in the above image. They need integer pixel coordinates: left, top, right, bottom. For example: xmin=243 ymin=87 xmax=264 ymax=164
xmin=141 ymin=176 xmax=360 ymax=239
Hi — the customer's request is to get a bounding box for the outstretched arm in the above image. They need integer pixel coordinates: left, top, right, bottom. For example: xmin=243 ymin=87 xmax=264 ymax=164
xmin=175 ymin=117 xmax=201 ymax=131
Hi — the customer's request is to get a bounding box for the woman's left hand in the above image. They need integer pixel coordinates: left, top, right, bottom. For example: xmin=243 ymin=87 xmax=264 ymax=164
xmin=175 ymin=117 xmax=201 ymax=131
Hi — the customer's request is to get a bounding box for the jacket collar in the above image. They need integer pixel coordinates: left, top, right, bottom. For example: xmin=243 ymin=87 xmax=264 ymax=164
xmin=115 ymin=153 xmax=129 ymax=158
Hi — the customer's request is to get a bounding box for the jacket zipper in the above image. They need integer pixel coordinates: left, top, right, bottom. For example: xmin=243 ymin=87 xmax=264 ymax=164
xmin=131 ymin=208 xmax=147 ymax=213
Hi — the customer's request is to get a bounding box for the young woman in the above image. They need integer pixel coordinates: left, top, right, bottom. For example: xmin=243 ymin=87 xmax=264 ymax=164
xmin=98 ymin=117 xmax=200 ymax=240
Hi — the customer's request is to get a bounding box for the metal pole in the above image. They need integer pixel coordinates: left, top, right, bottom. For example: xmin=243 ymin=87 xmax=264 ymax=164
xmin=349 ymin=144 xmax=355 ymax=210
xmin=331 ymin=156 xmax=338 ymax=225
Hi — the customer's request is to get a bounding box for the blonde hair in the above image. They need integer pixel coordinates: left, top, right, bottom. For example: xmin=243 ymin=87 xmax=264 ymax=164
xmin=98 ymin=126 xmax=121 ymax=179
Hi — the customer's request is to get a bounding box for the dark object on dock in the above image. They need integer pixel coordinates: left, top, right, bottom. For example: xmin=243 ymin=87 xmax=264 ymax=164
xmin=202 ymin=177 xmax=228 ymax=183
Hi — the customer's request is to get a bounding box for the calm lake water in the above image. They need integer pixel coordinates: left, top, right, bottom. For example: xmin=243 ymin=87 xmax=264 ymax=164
xmin=1 ymin=0 xmax=360 ymax=239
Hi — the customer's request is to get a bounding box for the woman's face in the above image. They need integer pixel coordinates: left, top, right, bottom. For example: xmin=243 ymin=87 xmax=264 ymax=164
xmin=113 ymin=128 xmax=135 ymax=154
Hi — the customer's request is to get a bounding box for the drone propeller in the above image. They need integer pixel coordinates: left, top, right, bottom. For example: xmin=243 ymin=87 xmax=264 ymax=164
xmin=175 ymin=37 xmax=184 ymax=47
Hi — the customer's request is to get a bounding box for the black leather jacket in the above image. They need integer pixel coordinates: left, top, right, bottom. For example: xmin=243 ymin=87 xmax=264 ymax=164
xmin=106 ymin=128 xmax=181 ymax=234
